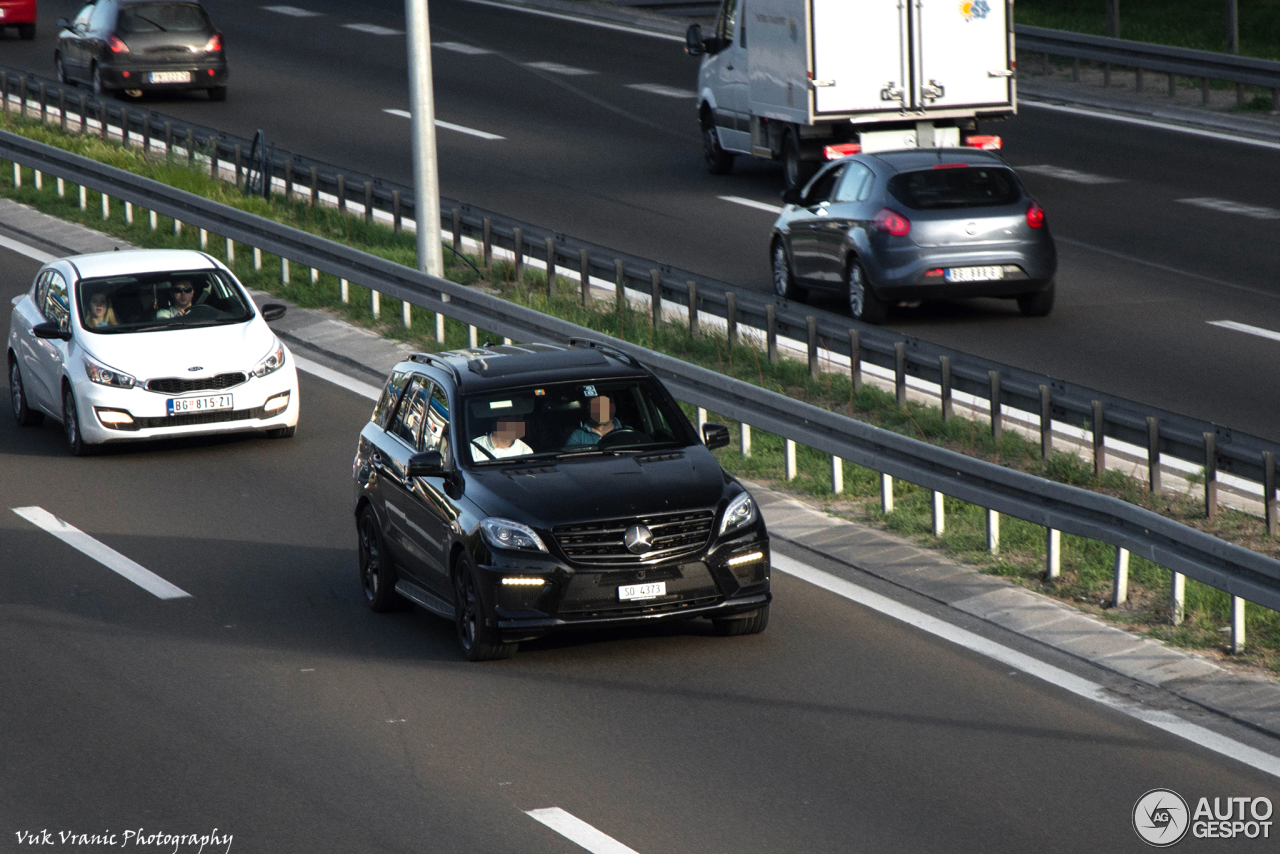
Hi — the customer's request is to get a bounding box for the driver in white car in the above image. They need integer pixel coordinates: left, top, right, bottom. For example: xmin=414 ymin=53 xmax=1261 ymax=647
xmin=156 ymin=278 xmax=197 ymax=318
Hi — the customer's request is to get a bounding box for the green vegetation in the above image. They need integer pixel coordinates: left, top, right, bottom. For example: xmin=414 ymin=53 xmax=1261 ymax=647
xmin=1 ymin=106 xmax=1276 ymax=672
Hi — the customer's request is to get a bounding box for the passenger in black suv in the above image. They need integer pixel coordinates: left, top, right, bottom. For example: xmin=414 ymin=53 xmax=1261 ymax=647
xmin=352 ymin=340 xmax=771 ymax=661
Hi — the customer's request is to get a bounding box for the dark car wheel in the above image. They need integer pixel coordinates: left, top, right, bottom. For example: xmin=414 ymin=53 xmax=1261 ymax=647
xmin=1016 ymin=281 xmax=1055 ymax=317
xmin=453 ymin=556 xmax=517 ymax=662
xmin=701 ymin=113 xmax=733 ymax=175
xmin=55 ymin=54 xmax=69 ymax=85
xmin=9 ymin=358 xmax=43 ymax=426
xmin=771 ymin=240 xmax=806 ymax=302
xmin=92 ymin=64 xmax=116 ymax=99
xmin=18 ymin=23 xmax=35 ymax=40
xmin=208 ymin=86 xmax=227 ymax=102
xmin=782 ymin=131 xmax=817 ymax=191
xmin=711 ymin=604 xmax=770 ymax=636
xmin=62 ymin=385 xmax=94 ymax=456
xmin=847 ymin=259 xmax=887 ymax=325
xmin=358 ymin=507 xmax=402 ymax=612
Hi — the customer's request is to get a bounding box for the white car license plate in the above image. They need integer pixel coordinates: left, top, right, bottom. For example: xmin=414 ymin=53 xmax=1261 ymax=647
xmin=167 ymin=394 xmax=232 ymax=415
xmin=618 ymin=581 xmax=666 ymax=601
xmin=149 ymin=71 xmax=192 ymax=84
xmin=945 ymin=266 xmax=1004 ymax=283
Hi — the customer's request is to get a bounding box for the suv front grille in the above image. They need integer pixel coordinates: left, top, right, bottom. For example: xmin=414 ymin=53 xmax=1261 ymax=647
xmin=553 ymin=510 xmax=715 ymax=565
xmin=558 ymin=562 xmax=721 ymax=617
xmin=146 ymin=372 xmax=247 ymax=394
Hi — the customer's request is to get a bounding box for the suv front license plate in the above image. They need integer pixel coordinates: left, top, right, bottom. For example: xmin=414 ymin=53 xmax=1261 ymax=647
xmin=149 ymin=71 xmax=192 ymax=84
xmin=167 ymin=394 xmax=232 ymax=415
xmin=618 ymin=581 xmax=666 ymax=601
xmin=945 ymin=266 xmax=1004 ymax=282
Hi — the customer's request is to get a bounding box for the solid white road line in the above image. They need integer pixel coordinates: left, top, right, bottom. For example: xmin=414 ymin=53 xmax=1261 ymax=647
xmin=293 ymin=355 xmax=381 ymax=401
xmin=626 ymin=83 xmax=697 ymax=99
xmin=0 ymin=233 xmax=56 ymax=263
xmin=1208 ymin=320 xmax=1280 ymax=343
xmin=462 ymin=0 xmax=684 ymax=43
xmin=433 ymin=41 xmax=492 ymax=55
xmin=382 ymin=110 xmax=505 ymax=140
xmin=1178 ymin=197 xmax=1280 ymax=220
xmin=13 ymin=506 xmax=191 ymax=600
xmin=260 ymin=5 xmax=321 ymax=16
xmin=525 ymin=808 xmax=641 ymax=854
xmin=1022 ymin=101 xmax=1280 ymax=152
xmin=525 ymin=61 xmax=597 ymax=76
xmin=771 ymin=553 xmax=1280 ymax=780
xmin=719 ymin=195 xmax=783 ymax=215
xmin=1017 ymin=164 xmax=1124 ymax=185
xmin=342 ymin=23 xmax=403 ymax=36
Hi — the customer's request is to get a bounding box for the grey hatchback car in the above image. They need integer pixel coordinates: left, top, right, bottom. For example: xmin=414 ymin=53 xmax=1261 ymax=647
xmin=770 ymin=149 xmax=1057 ymax=323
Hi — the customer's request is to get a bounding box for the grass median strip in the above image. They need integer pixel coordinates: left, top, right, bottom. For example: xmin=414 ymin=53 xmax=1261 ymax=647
xmin=0 ymin=107 xmax=1276 ymax=673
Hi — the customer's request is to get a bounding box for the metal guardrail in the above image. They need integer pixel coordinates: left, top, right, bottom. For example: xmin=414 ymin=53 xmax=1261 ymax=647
xmin=2 ymin=128 xmax=1279 ymax=622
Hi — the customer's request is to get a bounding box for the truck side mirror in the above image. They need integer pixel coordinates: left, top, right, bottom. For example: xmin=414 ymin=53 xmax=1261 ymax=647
xmin=685 ymin=24 xmax=704 ymax=57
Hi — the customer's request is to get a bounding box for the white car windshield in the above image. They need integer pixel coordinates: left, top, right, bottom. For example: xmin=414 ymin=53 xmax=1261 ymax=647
xmin=77 ymin=269 xmax=255 ymax=333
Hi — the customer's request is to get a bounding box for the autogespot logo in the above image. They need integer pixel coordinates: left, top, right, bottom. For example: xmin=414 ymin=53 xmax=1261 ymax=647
xmin=1133 ymin=789 xmax=1190 ymax=847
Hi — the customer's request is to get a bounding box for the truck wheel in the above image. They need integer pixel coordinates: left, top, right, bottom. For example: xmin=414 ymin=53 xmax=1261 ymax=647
xmin=702 ymin=114 xmax=734 ymax=175
xmin=848 ymin=259 xmax=887 ymax=324
xmin=782 ymin=132 xmax=817 ymax=191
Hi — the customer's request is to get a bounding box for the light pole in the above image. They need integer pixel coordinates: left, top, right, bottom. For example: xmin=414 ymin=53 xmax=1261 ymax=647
xmin=406 ymin=0 xmax=443 ymax=283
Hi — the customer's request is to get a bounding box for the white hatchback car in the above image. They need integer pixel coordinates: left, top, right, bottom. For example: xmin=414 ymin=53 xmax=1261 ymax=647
xmin=7 ymin=249 xmax=299 ymax=455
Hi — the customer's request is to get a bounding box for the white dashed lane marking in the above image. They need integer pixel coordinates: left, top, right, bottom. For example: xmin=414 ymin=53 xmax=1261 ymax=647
xmin=525 ymin=61 xmax=597 ymax=76
xmin=1017 ymin=164 xmax=1124 ymax=185
xmin=383 ymin=109 xmax=505 ymax=140
xmin=1178 ymin=197 xmax=1280 ymax=220
xmin=720 ymin=195 xmax=783 ymax=214
xmin=13 ymin=507 xmax=192 ymax=600
xmin=433 ymin=41 xmax=492 ymax=55
xmin=526 ymin=809 xmax=641 ymax=854
xmin=1207 ymin=320 xmax=1280 ymax=343
xmin=260 ymin=4 xmax=322 ymax=16
xmin=342 ymin=23 xmax=404 ymax=36
xmin=625 ymin=83 xmax=697 ymax=99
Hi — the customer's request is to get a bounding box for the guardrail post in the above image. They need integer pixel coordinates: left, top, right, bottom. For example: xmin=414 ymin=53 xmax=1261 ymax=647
xmin=173 ymin=217 xmax=181 ymax=236
xmin=740 ymin=423 xmax=751 ymax=457
xmin=393 ymin=191 xmax=402 ymax=233
xmin=1204 ymin=432 xmax=1217 ymax=520
xmin=141 ymin=113 xmax=150 ymax=153
xmin=59 ymin=89 xmax=67 ymax=132
xmin=689 ymin=282 xmax=700 ymax=337
xmin=38 ymin=83 xmax=46 ymax=125
xmin=31 ymin=169 xmax=39 ymax=191
xmin=434 ymin=299 xmax=444 ymax=342
xmin=1231 ymin=597 xmax=1246 ymax=654
xmin=199 ymin=229 xmax=208 ymax=249
xmin=1264 ymin=451 xmax=1277 ymax=536
xmin=78 ymin=185 xmax=86 ymax=212
xmin=894 ymin=343 xmax=906 ymax=404
xmin=309 ymin=166 xmax=318 ymax=206
xmin=1092 ymin=400 xmax=1105 ymax=478
xmin=849 ymin=329 xmax=861 ymax=391
xmin=880 ymin=474 xmax=894 ymax=514
xmin=340 ymin=279 xmax=349 ymax=303
xmin=726 ymin=292 xmax=737 ymax=348
xmin=186 ymin=129 xmax=194 ymax=165
xmin=1170 ymin=572 xmax=1185 ymax=625
xmin=696 ymin=408 xmax=707 ymax=431
xmin=370 ymin=289 xmax=380 ymax=320
xmin=784 ymin=439 xmax=797 ymax=480
xmin=19 ymin=76 xmax=26 ymax=117
xmin=614 ymin=259 xmax=625 ymax=315
xmin=366 ymin=183 xmax=375 ymax=224
xmin=579 ymin=249 xmax=590 ymax=306
xmin=1112 ymin=547 xmax=1129 ymax=606
xmin=766 ymin=305 xmax=777 ymax=363
xmin=283 ymin=159 xmax=292 ymax=198
xmin=225 ymin=237 xmax=234 ymax=263
xmin=468 ymin=325 xmax=478 ymax=348
xmin=513 ymin=227 xmax=524 ymax=283
xmin=124 ymin=202 xmax=131 ymax=224
xmin=281 ymin=257 xmax=290 ymax=284
xmin=100 ymin=102 xmax=109 ymax=141
xmin=649 ymin=270 xmax=661 ymax=328
xmin=56 ymin=177 xmax=64 ymax=197
xmin=1039 ymin=385 xmax=1052 ymax=458
xmin=148 ymin=209 xmax=156 ymax=230
xmin=986 ymin=509 xmax=999 ymax=554
xmin=1045 ymin=528 xmax=1061 ymax=579
xmin=1147 ymin=417 xmax=1161 ymax=492
xmin=10 ymin=161 xmax=18 ymax=188
xmin=406 ymin=299 xmax=415 ymax=331
xmin=989 ymin=371 xmax=1002 ymax=440
xmin=120 ymin=106 xmax=129 ymax=148
xmin=309 ymin=266 xmax=318 ymax=284
xmin=336 ymin=174 xmax=346 ymax=213
xmin=2 ymin=72 xmax=9 ymax=115
xmin=831 ymin=456 xmax=843 ymax=494
xmin=931 ymin=491 xmax=944 ymax=536
xmin=451 ymin=208 xmax=461 ymax=249
xmin=482 ymin=217 xmax=492 ymax=267
xmin=807 ymin=317 xmax=818 ymax=378
xmin=80 ymin=94 xmax=89 ymax=135
xmin=253 ymin=247 xmax=262 ymax=270
xmin=162 ymin=119 xmax=171 ymax=154
xmin=939 ymin=355 xmax=952 ymax=420
xmin=546 ymin=238 xmax=557 ymax=299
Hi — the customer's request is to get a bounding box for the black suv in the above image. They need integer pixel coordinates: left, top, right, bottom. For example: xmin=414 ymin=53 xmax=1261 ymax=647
xmin=352 ymin=341 xmax=771 ymax=660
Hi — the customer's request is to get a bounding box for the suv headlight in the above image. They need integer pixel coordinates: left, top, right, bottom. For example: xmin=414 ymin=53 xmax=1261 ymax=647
xmin=719 ymin=491 xmax=757 ymax=535
xmin=83 ymin=355 xmax=136 ymax=389
xmin=480 ymin=518 xmax=548 ymax=553
xmin=251 ymin=338 xmax=286 ymax=378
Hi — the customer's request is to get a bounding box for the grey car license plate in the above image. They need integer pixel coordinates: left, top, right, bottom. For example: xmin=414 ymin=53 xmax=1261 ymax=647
xmin=945 ymin=266 xmax=1004 ymax=283
xmin=149 ymin=71 xmax=192 ymax=84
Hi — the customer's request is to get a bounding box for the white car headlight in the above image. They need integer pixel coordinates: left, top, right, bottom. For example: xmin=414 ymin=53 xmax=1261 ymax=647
xmin=719 ymin=491 xmax=757 ymax=535
xmin=83 ymin=355 xmax=136 ymax=389
xmin=480 ymin=518 xmax=548 ymax=553
xmin=251 ymin=338 xmax=286 ymax=378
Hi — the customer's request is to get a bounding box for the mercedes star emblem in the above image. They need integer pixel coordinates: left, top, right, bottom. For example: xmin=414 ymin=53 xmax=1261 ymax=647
xmin=624 ymin=524 xmax=654 ymax=554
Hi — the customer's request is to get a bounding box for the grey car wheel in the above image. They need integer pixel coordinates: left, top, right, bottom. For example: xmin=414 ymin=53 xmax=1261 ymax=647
xmin=771 ymin=241 xmax=805 ymax=302
xmin=1016 ymin=281 xmax=1055 ymax=317
xmin=10 ymin=359 xmax=43 ymax=426
xmin=55 ymin=55 xmax=68 ymax=85
xmin=848 ymin=259 xmax=887 ymax=325
xmin=92 ymin=64 xmax=113 ymax=99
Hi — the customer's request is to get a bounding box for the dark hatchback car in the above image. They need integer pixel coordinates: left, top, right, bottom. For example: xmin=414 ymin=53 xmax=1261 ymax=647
xmin=352 ymin=341 xmax=771 ymax=661
xmin=770 ymin=149 xmax=1057 ymax=323
xmin=56 ymin=0 xmax=227 ymax=100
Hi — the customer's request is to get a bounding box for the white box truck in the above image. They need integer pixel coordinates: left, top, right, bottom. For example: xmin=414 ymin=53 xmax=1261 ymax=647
xmin=686 ymin=0 xmax=1016 ymax=188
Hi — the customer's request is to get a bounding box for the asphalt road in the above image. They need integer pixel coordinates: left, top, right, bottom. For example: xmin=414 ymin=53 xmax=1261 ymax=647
xmin=3 ymin=245 xmax=1280 ymax=852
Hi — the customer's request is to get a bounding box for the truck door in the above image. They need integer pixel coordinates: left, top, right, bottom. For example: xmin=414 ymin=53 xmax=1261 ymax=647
xmin=705 ymin=0 xmax=749 ymax=152
xmin=812 ymin=0 xmax=910 ymax=116
xmin=915 ymin=0 xmax=1014 ymax=110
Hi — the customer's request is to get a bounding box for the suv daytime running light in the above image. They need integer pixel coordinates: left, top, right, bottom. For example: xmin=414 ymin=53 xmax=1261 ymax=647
xmin=480 ymin=518 xmax=548 ymax=553
xmin=84 ymin=355 xmax=136 ymax=388
xmin=719 ymin=492 xmax=758 ymax=535
xmin=727 ymin=551 xmax=764 ymax=567
xmin=501 ymin=577 xmax=546 ymax=586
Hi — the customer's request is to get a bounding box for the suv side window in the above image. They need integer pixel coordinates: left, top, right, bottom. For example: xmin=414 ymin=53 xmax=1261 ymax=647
xmin=43 ymin=272 xmax=71 ymax=329
xmin=372 ymin=370 xmax=409 ymax=429
xmin=834 ymin=162 xmax=874 ymax=203
xmin=422 ymin=384 xmax=451 ymax=460
xmin=389 ymin=375 xmax=430 ymax=449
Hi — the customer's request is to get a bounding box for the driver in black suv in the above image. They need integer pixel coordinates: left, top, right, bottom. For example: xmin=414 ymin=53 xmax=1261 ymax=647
xmin=352 ymin=340 xmax=771 ymax=661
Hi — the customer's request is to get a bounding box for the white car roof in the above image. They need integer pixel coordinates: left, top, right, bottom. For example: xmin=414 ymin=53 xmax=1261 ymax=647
xmin=64 ymin=249 xmax=217 ymax=280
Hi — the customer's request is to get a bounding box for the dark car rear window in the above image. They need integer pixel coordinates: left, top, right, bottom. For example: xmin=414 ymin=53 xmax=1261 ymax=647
xmin=117 ymin=4 xmax=211 ymax=34
xmin=887 ymin=166 xmax=1021 ymax=211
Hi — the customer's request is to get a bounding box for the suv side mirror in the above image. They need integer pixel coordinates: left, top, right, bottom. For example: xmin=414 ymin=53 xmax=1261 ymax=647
xmin=407 ymin=450 xmax=445 ymax=477
xmin=702 ymin=423 xmax=730 ymax=450
xmin=33 ymin=320 xmax=71 ymax=341
xmin=685 ymin=24 xmax=705 ymax=57
xmin=261 ymin=303 xmax=287 ymax=322
xmin=781 ymin=186 xmax=803 ymax=206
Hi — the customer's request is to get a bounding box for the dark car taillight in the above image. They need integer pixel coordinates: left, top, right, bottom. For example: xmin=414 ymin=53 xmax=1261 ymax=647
xmin=108 ymin=34 xmax=130 ymax=53
xmin=873 ymin=208 xmax=911 ymax=237
xmin=203 ymin=33 xmax=223 ymax=52
xmin=1026 ymin=201 xmax=1046 ymax=229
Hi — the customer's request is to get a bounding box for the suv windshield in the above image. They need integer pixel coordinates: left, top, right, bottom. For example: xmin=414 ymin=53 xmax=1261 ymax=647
xmin=77 ymin=269 xmax=255 ymax=333
xmin=463 ymin=378 xmax=694 ymax=464
xmin=117 ymin=3 xmax=211 ymax=33
xmin=887 ymin=166 xmax=1020 ymax=210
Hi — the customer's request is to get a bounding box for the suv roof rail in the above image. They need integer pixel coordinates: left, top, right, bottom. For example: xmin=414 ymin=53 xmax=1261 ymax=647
xmin=408 ymin=352 xmax=462 ymax=382
xmin=567 ymin=338 xmax=641 ymax=368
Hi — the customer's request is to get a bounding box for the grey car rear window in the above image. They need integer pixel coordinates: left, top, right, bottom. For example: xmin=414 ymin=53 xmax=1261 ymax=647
xmin=887 ymin=167 xmax=1020 ymax=210
xmin=117 ymin=3 xmax=211 ymax=33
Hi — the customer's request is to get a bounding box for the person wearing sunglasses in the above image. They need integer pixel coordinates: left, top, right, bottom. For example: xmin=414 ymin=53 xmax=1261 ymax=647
xmin=156 ymin=278 xmax=198 ymax=319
